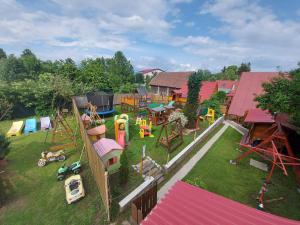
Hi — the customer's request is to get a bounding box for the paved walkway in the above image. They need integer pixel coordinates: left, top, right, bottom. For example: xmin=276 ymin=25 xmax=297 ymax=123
xmin=157 ymin=122 xmax=229 ymax=199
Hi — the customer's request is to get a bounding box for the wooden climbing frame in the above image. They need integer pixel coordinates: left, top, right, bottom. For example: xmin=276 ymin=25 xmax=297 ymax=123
xmin=156 ymin=118 xmax=183 ymax=154
xmin=87 ymin=102 xmax=102 ymax=123
xmin=231 ymin=122 xmax=300 ymax=209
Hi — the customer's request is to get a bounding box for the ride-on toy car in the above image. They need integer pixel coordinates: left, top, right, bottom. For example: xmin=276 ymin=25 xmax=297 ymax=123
xmin=64 ymin=175 xmax=85 ymax=204
xmin=37 ymin=150 xmax=66 ymax=167
xmin=57 ymin=161 xmax=81 ymax=181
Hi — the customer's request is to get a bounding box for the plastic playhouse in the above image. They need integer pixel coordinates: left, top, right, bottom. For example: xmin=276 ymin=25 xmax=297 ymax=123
xmin=6 ymin=121 xmax=24 ymax=137
xmin=40 ymin=116 xmax=52 ymax=130
xmin=114 ymin=114 xmax=129 ymax=148
xmin=24 ymin=118 xmax=37 ymax=134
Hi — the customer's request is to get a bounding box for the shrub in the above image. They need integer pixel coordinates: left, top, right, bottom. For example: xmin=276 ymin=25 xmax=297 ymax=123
xmin=168 ymin=111 xmax=188 ymax=128
xmin=0 ymin=133 xmax=10 ymax=160
xmin=119 ymin=151 xmax=129 ymax=185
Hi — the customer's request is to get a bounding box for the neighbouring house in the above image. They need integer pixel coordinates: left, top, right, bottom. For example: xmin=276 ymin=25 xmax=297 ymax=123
xmin=93 ymin=138 xmax=123 ymax=174
xmin=139 ymin=68 xmax=164 ymax=79
xmin=227 ymin=72 xmax=280 ymax=121
xmin=141 ymin=181 xmax=300 ymax=225
xmin=149 ymin=71 xmax=193 ymax=96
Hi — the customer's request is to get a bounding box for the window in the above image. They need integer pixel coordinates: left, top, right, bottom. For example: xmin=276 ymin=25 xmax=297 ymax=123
xmin=108 ymin=157 xmax=117 ymax=166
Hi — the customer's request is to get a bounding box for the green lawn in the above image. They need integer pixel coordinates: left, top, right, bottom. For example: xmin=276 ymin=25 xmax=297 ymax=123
xmin=0 ymin=118 xmax=108 ymax=225
xmin=184 ymin=127 xmax=300 ymax=220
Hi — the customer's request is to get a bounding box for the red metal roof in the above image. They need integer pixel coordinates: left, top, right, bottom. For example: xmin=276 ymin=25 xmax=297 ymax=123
xmin=142 ymin=181 xmax=300 ymax=225
xmin=228 ymin=72 xmax=280 ymax=117
xmin=199 ymin=81 xmax=217 ymax=103
xmin=173 ymin=81 xmax=217 ymax=102
xmin=244 ymin=108 xmax=275 ymax=123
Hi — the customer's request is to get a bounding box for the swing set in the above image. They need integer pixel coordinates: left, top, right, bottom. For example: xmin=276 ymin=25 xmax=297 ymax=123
xmin=230 ymin=121 xmax=300 ymax=210
xmin=48 ymin=111 xmax=76 ymax=151
xmin=156 ymin=118 xmax=183 ymax=154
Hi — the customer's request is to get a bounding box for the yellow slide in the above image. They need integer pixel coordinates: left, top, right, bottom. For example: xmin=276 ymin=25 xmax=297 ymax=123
xmin=6 ymin=121 xmax=24 ymax=137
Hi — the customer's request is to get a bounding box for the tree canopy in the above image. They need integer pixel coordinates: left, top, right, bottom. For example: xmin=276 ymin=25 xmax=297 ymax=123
xmin=0 ymin=49 xmax=136 ymax=117
xmin=256 ymin=64 xmax=300 ymax=128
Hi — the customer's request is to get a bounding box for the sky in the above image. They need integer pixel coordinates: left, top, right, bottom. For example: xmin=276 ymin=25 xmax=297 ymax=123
xmin=1 ymin=0 xmax=300 ymax=72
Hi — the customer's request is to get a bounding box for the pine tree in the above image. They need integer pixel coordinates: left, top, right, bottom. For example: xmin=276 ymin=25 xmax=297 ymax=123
xmin=184 ymin=72 xmax=202 ymax=128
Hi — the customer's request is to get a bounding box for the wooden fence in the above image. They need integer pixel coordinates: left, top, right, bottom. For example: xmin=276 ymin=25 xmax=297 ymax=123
xmin=72 ymin=98 xmax=110 ymax=220
xmin=131 ymin=182 xmax=157 ymax=225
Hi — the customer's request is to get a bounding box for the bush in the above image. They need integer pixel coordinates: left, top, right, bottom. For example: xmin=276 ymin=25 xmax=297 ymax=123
xmin=0 ymin=133 xmax=10 ymax=160
xmin=168 ymin=111 xmax=188 ymax=128
xmin=119 ymin=151 xmax=129 ymax=185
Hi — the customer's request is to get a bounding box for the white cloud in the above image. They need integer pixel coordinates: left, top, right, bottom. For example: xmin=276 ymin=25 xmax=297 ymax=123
xmin=173 ymin=0 xmax=300 ymax=71
xmin=185 ymin=21 xmax=195 ymax=27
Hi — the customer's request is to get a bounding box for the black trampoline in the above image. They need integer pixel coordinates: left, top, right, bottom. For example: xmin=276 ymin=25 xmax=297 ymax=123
xmin=86 ymin=91 xmax=115 ymax=115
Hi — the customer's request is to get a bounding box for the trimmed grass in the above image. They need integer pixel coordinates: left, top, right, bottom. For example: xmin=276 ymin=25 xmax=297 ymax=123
xmin=184 ymin=127 xmax=300 ymax=220
xmin=0 ymin=118 xmax=108 ymax=225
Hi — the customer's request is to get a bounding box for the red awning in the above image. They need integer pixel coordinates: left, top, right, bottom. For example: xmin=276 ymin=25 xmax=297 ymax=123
xmin=244 ymin=108 xmax=275 ymax=123
xmin=142 ymin=181 xmax=300 ymax=225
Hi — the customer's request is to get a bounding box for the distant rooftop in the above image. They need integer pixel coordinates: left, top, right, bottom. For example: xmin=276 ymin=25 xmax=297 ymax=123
xmin=139 ymin=68 xmax=164 ymax=74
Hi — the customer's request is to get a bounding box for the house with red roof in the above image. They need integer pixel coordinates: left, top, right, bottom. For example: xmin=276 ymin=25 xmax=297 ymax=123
xmin=141 ymin=181 xmax=300 ymax=225
xmin=227 ymin=72 xmax=280 ymax=121
xmin=149 ymin=71 xmax=193 ymax=95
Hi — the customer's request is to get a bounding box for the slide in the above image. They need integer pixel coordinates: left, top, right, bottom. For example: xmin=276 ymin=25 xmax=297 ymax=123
xmin=6 ymin=121 xmax=24 ymax=137
xmin=40 ymin=117 xmax=51 ymax=131
xmin=118 ymin=130 xmax=126 ymax=148
xmin=24 ymin=118 xmax=37 ymax=134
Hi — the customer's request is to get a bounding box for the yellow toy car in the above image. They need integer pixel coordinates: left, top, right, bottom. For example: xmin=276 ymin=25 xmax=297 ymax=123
xmin=64 ymin=175 xmax=85 ymax=204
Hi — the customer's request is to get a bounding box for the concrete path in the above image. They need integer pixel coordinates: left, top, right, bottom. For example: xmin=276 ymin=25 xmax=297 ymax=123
xmin=157 ymin=123 xmax=229 ymax=199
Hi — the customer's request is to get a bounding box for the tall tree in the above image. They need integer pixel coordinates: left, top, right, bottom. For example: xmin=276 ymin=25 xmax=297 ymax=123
xmin=238 ymin=62 xmax=251 ymax=77
xmin=0 ymin=54 xmax=26 ymax=81
xmin=184 ymin=72 xmax=202 ymax=128
xmin=135 ymin=72 xmax=144 ymax=84
xmin=20 ymin=49 xmax=41 ymax=79
xmin=0 ymin=48 xmax=7 ymax=60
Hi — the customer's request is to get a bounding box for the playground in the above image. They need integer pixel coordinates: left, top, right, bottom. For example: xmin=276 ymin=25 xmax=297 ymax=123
xmin=183 ymin=127 xmax=300 ymax=220
xmin=0 ymin=117 xmax=108 ymax=225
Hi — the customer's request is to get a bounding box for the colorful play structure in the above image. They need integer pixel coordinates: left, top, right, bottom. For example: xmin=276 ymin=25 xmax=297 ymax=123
xmin=40 ymin=116 xmax=52 ymax=130
xmin=24 ymin=118 xmax=37 ymax=134
xmin=6 ymin=121 xmax=24 ymax=137
xmin=93 ymin=138 xmax=124 ymax=174
xmin=114 ymin=114 xmax=129 ymax=148
xmin=138 ymin=119 xmax=154 ymax=138
xmin=156 ymin=118 xmax=183 ymax=154
xmin=86 ymin=91 xmax=115 ymax=116
xmin=196 ymin=107 xmax=215 ymax=128
xmin=230 ymin=111 xmax=300 ymax=210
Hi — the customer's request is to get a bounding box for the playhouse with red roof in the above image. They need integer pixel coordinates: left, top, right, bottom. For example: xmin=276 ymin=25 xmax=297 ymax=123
xmin=93 ymin=138 xmax=123 ymax=174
